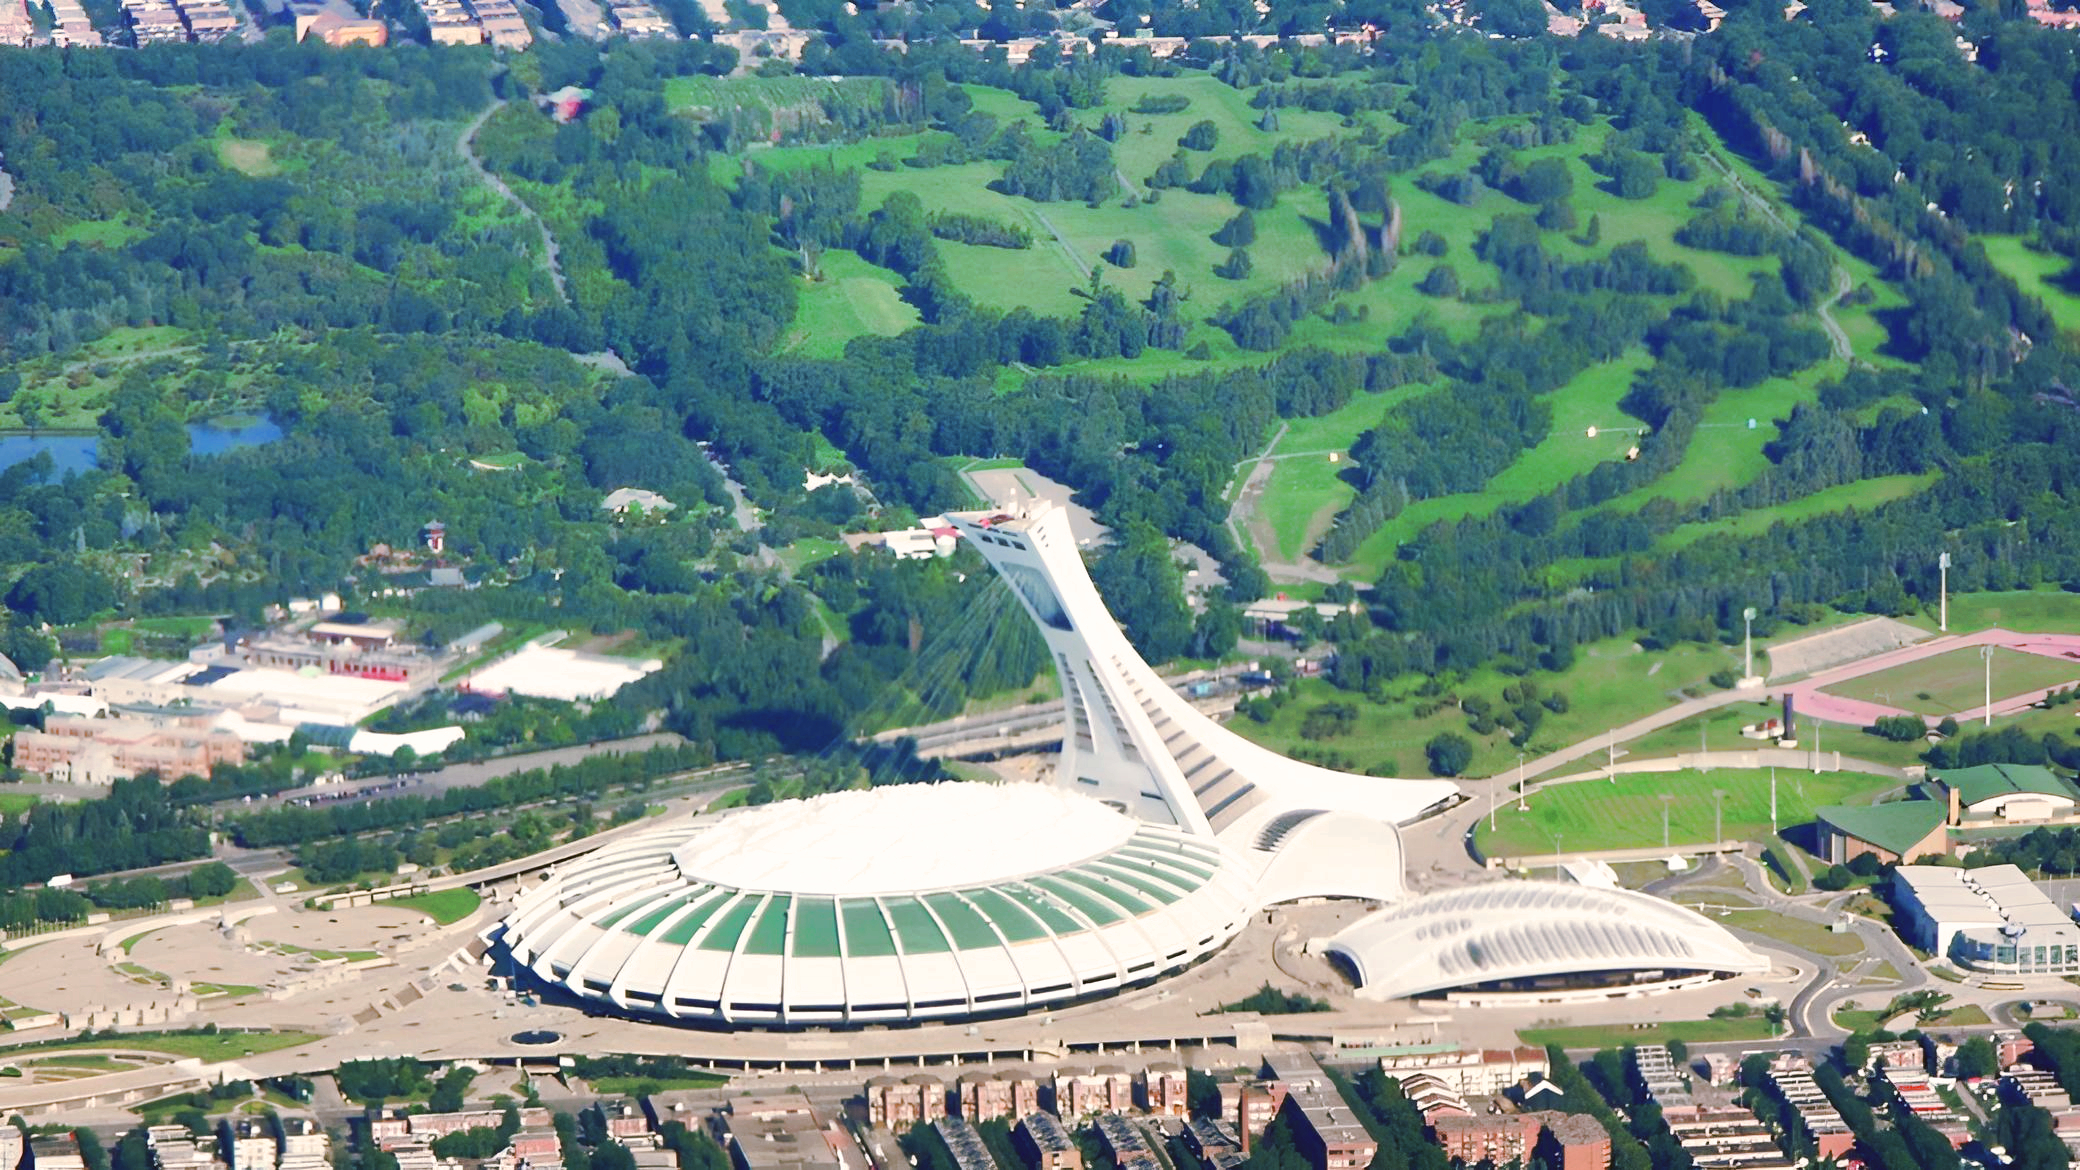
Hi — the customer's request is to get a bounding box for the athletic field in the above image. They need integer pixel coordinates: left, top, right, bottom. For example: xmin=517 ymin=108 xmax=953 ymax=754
xmin=1474 ymin=767 xmax=1897 ymax=858
xmin=1825 ymin=645 xmax=2080 ymax=717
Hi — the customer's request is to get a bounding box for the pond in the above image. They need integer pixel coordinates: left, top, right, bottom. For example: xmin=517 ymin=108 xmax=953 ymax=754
xmin=0 ymin=416 xmax=285 ymax=473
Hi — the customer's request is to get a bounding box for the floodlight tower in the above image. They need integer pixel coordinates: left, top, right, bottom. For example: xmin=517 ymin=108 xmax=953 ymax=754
xmin=1740 ymin=606 xmax=1762 ymax=688
xmin=1983 ymin=643 xmax=1996 ymax=727
xmin=1938 ymin=552 xmax=1951 ymax=633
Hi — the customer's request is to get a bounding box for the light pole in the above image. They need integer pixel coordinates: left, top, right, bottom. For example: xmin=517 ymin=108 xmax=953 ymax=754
xmin=1713 ymin=788 xmax=1727 ymax=846
xmin=1983 ymin=643 xmax=1996 ymax=727
xmin=1517 ymin=750 xmax=1527 ymax=810
xmin=1742 ymin=606 xmax=1758 ymax=684
xmin=1554 ymin=832 xmax=1565 ymax=880
xmin=1661 ymin=793 xmax=1676 ymax=850
xmin=1490 ymin=778 xmax=1499 ymax=834
xmin=1770 ymin=767 xmax=1778 ymax=835
xmin=1938 ymin=552 xmax=1951 ymax=632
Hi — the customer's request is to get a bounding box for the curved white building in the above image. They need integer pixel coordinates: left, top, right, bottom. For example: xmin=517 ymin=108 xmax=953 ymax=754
xmin=494 ymin=784 xmax=1258 ymax=1027
xmin=1319 ymin=884 xmax=1770 ymax=1002
xmin=490 ymin=498 xmax=1765 ymax=1028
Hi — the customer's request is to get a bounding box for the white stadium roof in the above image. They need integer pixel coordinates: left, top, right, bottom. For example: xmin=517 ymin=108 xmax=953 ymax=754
xmin=494 ymin=783 xmax=1257 ymax=1028
xmin=1322 ymin=883 xmax=1769 ymax=1001
xmin=671 ymin=783 xmax=1136 ymax=896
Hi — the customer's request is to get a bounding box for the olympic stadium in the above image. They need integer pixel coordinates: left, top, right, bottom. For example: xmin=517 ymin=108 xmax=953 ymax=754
xmin=488 ymin=500 xmax=1767 ymax=1028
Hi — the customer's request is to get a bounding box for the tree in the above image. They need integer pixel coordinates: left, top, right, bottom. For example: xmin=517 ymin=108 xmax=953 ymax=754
xmin=429 ymin=1066 xmax=476 ymax=1113
xmin=5 ymin=561 xmax=117 ymax=626
xmin=184 ymin=862 xmax=237 ymax=899
xmin=114 ymin=1130 xmax=152 ymax=1170
xmin=1425 ymin=733 xmax=1473 ymax=777
xmin=76 ymin=1129 xmax=109 ymax=1170
xmin=1514 ymin=157 xmax=1574 ymax=204
xmin=1417 ymin=265 xmax=1460 ymax=297
xmin=1953 ymin=1036 xmax=1997 ymax=1079
xmin=1179 ymin=120 xmax=1218 ymax=151
xmin=1212 ymin=209 xmax=1256 ymax=247
xmin=1105 ymin=239 xmax=1137 ymax=268
xmin=1089 ymin=523 xmax=1193 ymax=664
xmin=1215 ymin=248 xmax=1253 ymax=279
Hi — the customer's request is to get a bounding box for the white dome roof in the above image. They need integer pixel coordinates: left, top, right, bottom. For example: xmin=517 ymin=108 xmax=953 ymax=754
xmin=1322 ymin=881 xmax=1769 ymax=1001
xmin=494 ymin=783 xmax=1258 ymax=1028
xmin=671 ymin=783 xmax=1135 ymax=896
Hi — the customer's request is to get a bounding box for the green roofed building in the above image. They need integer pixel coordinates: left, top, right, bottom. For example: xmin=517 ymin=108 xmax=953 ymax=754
xmin=1816 ymin=800 xmax=1948 ymax=866
xmin=1931 ymin=763 xmax=2080 ymax=827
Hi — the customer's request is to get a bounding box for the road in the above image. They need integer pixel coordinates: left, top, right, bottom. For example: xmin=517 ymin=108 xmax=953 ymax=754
xmin=251 ymin=733 xmax=692 ymax=809
xmin=1026 ymin=205 xmax=1091 ymax=279
xmin=458 ymin=99 xmax=569 ymax=305
xmin=1223 ymin=422 xmax=1349 ymax=586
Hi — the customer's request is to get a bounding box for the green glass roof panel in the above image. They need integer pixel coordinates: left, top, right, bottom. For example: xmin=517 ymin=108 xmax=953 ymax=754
xmin=1027 ymin=875 xmax=1123 ymax=924
xmin=923 ymin=892 xmax=1000 ymax=950
xmin=624 ymin=893 xmax=692 ymax=937
xmin=698 ymin=894 xmax=761 ymax=952
xmin=960 ymin=887 xmax=1049 ymax=942
xmin=595 ymin=887 xmax=673 ymax=930
xmin=659 ymin=890 xmax=730 ymax=945
xmin=792 ymin=897 xmax=840 ymax=958
xmin=1082 ymin=860 xmax=1183 ymax=904
xmin=1055 ymin=868 xmax=1154 ymax=915
xmin=841 ymin=899 xmax=898 ymax=957
xmin=885 ymin=897 xmax=951 ymax=954
xmin=1118 ymin=845 xmax=1214 ymax=882
xmin=1003 ymin=883 xmax=1085 ymax=934
xmin=745 ymin=895 xmax=791 ymax=955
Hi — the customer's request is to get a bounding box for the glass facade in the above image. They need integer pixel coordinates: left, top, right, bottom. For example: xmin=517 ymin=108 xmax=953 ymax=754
xmin=1957 ymin=933 xmax=2080 ymax=974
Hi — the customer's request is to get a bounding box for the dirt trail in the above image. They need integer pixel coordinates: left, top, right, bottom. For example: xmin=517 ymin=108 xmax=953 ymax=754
xmin=459 ymin=99 xmax=569 ymax=306
xmin=1702 ymin=151 xmax=1855 ymax=363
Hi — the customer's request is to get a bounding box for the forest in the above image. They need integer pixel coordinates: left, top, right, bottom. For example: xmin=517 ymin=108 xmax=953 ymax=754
xmin=4 ymin=0 xmax=2080 ymax=821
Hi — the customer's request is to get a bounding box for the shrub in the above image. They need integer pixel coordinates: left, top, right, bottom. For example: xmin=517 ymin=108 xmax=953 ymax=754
xmin=1417 ymin=264 xmax=1460 ymax=297
xmin=1179 ymin=120 xmax=1219 ymax=151
xmin=1425 ymin=733 xmax=1474 ymax=777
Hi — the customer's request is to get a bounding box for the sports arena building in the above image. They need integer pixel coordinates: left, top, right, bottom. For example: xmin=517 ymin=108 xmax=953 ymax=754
xmin=490 ymin=501 xmax=1765 ymax=1027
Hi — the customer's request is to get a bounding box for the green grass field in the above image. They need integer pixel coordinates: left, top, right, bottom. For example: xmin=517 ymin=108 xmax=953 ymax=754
xmin=387 ymin=888 xmax=481 ymax=925
xmin=1334 ymin=351 xmax=1652 ymax=575
xmin=1901 ymin=588 xmax=2080 ymax=635
xmin=215 ymin=138 xmax=279 ymax=177
xmin=781 ymin=250 xmax=920 ymax=357
xmin=1827 ymin=645 xmax=2080 ymax=716
xmin=1243 ymin=383 xmax=1439 ymax=560
xmin=590 ymin=1073 xmax=731 ymax=1094
xmin=1517 ymin=1017 xmax=1777 ymax=1049
xmin=1475 ymin=767 xmax=1897 ymax=857
xmin=1710 ymin=908 xmax=1866 ymax=956
xmin=1651 ymin=473 xmax=1938 ymax=555
xmin=1981 ymin=235 xmax=2080 ymax=335
xmin=1233 ymin=633 xmax=1735 ymax=779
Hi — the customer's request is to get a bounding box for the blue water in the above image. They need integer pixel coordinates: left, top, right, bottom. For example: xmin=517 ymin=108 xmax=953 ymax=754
xmin=0 ymin=434 xmax=98 ymax=476
xmin=0 ymin=417 xmax=283 ymax=474
xmin=186 ymin=415 xmax=284 ymax=456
